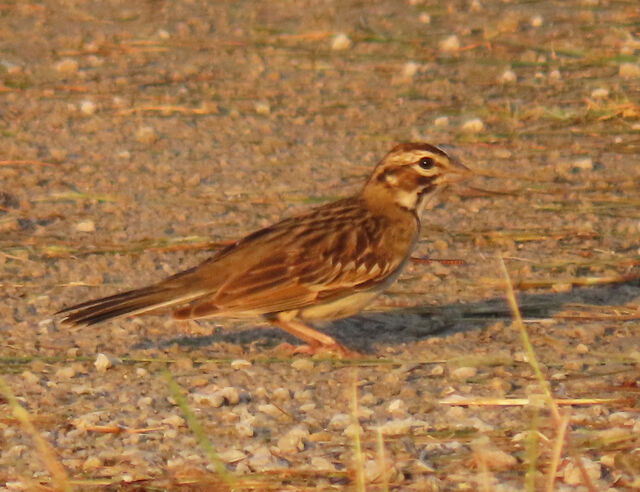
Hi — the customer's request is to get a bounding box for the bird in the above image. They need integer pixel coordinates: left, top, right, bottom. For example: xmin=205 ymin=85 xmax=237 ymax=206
xmin=57 ymin=142 xmax=469 ymax=356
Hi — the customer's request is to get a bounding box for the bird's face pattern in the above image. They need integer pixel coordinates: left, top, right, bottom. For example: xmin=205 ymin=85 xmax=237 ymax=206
xmin=365 ymin=143 xmax=469 ymax=214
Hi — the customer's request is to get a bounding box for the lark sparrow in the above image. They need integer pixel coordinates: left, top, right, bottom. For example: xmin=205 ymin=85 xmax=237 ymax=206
xmin=58 ymin=143 xmax=469 ymax=356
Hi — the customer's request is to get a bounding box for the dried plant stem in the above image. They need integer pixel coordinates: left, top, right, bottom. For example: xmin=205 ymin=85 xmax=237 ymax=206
xmin=546 ymin=414 xmax=570 ymax=492
xmin=162 ymin=369 xmax=237 ymax=490
xmin=498 ymin=255 xmax=560 ymax=423
xmin=0 ymin=375 xmax=72 ymax=492
xmin=350 ymin=369 xmax=366 ymax=492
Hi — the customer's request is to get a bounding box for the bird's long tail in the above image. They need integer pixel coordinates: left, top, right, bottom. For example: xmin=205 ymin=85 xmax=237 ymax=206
xmin=57 ymin=282 xmax=207 ymax=326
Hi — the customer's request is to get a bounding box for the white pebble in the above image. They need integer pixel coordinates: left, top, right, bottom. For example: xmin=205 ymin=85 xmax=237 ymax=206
xmin=619 ymin=63 xmax=640 ymax=78
xmin=331 ymin=33 xmax=352 ymax=51
xmin=590 ymin=87 xmax=609 ymax=99
xmin=80 ymin=100 xmax=97 ymax=115
xmin=388 ymin=399 xmax=406 ymax=417
xmin=310 ymin=456 xmax=336 ymax=471
xmin=235 ymin=421 xmax=254 ymax=437
xmin=271 ymin=387 xmax=290 ymax=401
xmin=451 ymin=366 xmax=478 ymax=380
xmin=344 ymin=422 xmax=363 ymax=438
xmin=135 ymin=126 xmax=157 ymax=145
xmin=418 ymin=13 xmax=431 ymax=24
xmin=218 ymin=449 xmax=246 ymax=463
xmin=470 ymin=0 xmax=483 ymax=12
xmin=254 ymin=101 xmax=270 ymax=115
xmin=402 ymin=61 xmax=419 ymax=78
xmin=162 ymin=414 xmax=185 ymax=427
xmin=328 ymin=413 xmax=351 ymax=430
xmin=461 ymin=118 xmax=485 ymax=133
xmin=433 ymin=116 xmax=449 ymax=127
xmin=257 ymin=403 xmax=282 ymax=418
xmin=94 ymin=353 xmax=112 ymax=372
xmin=55 ymin=366 xmax=76 ymax=379
xmin=291 ymin=359 xmax=314 ymax=371
xmin=380 ymin=418 xmax=416 ymax=435
xmin=530 ymin=15 xmax=543 ymax=27
xmin=157 ymin=29 xmax=171 ymax=40
xmin=500 ymin=69 xmax=517 ymax=84
xmin=55 ymin=58 xmax=79 ymax=75
xmin=277 ymin=426 xmax=309 ymax=453
xmin=75 ymin=220 xmax=96 ymax=233
xmin=439 ymin=35 xmax=460 ymax=53
xmin=230 ymin=359 xmax=251 ymax=369
xmin=573 ymin=157 xmax=593 ymax=170
xmin=549 ymin=69 xmax=561 ymax=80
xmin=430 ymin=364 xmax=445 ymax=376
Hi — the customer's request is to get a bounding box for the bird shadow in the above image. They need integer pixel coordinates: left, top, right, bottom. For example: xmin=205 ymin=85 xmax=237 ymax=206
xmin=133 ymin=278 xmax=639 ymax=354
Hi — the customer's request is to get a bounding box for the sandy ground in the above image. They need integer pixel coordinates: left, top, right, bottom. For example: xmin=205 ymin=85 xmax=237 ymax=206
xmin=1 ymin=0 xmax=640 ymax=490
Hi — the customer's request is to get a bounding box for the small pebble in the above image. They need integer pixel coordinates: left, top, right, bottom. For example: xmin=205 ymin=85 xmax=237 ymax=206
xmin=402 ymin=61 xmax=419 ymax=78
xmin=75 ymin=220 xmax=96 ymax=233
xmin=21 ymin=371 xmax=39 ymax=385
xmin=573 ymin=157 xmax=593 ymax=170
xmin=619 ymin=63 xmax=640 ymax=78
xmin=530 ymin=15 xmax=543 ymax=27
xmin=461 ymin=118 xmax=484 ymax=133
xmin=430 ymin=364 xmax=445 ymax=376
xmin=328 ymin=413 xmax=351 ymax=430
xmin=82 ymin=456 xmax=102 ymax=471
xmin=439 ymin=35 xmax=460 ymax=53
xmin=549 ymin=69 xmax=561 ymax=80
xmin=451 ymin=366 xmax=478 ymax=380
xmin=500 ymin=69 xmax=517 ymax=84
xmin=418 ymin=13 xmax=431 ymax=24
xmin=235 ymin=422 xmax=254 ymax=437
xmin=310 ymin=456 xmax=336 ymax=471
xmin=388 ymin=399 xmax=406 ymax=417
xmin=378 ymin=418 xmax=415 ymax=435
xmin=80 ymin=100 xmax=97 ymax=115
xmin=55 ymin=366 xmax=76 ymax=379
xmin=331 ymin=33 xmax=352 ymax=51
xmin=135 ymin=126 xmax=157 ymax=145
xmin=230 ymin=359 xmax=251 ymax=369
xmin=218 ymin=449 xmax=246 ymax=463
xmin=433 ymin=116 xmax=449 ymax=127
xmin=591 ymin=87 xmax=609 ymax=99
xmin=343 ymin=422 xmax=363 ymax=438
xmin=55 ymin=58 xmax=79 ymax=75
xmin=254 ymin=101 xmax=270 ymax=115
xmin=94 ymin=353 xmax=112 ymax=372
xmin=272 ymin=387 xmax=290 ymax=401
xmin=162 ymin=414 xmax=185 ymax=427
xmin=277 ymin=426 xmax=309 ymax=453
xmin=291 ymin=359 xmax=314 ymax=371
xmin=257 ymin=403 xmax=282 ymax=418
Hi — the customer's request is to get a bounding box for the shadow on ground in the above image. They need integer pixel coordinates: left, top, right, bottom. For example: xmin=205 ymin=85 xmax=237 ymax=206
xmin=132 ymin=278 xmax=640 ymax=354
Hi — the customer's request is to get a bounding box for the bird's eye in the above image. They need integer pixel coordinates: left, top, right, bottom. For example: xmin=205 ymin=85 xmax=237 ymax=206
xmin=418 ymin=157 xmax=434 ymax=170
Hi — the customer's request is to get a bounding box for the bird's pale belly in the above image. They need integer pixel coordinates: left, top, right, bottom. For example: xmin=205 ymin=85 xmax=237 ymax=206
xmin=297 ymin=289 xmax=382 ymax=321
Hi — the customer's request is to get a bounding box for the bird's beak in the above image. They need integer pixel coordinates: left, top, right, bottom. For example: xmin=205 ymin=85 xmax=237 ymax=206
xmin=444 ymin=156 xmax=472 ymax=183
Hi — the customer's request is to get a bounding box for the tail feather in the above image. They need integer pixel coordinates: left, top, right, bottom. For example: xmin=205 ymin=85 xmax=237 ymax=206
xmin=57 ymin=285 xmax=208 ymax=326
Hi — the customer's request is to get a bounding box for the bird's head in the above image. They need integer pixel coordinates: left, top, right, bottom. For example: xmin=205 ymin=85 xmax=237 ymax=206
xmin=363 ymin=142 xmax=470 ymax=215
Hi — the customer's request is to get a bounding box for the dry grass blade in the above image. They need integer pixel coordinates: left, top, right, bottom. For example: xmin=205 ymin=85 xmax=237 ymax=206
xmin=375 ymin=427 xmax=389 ymax=492
xmin=162 ymin=369 xmax=238 ymax=491
xmin=0 ymin=375 xmax=73 ymax=492
xmin=439 ymin=397 xmax=629 ymax=407
xmin=546 ymin=414 xmax=570 ymax=492
xmin=350 ymin=369 xmax=366 ymax=492
xmin=499 ymin=255 xmax=597 ymax=492
xmin=498 ymin=255 xmax=560 ymax=423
